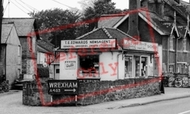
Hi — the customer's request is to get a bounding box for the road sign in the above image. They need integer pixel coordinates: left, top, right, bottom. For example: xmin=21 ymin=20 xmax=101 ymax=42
xmin=47 ymin=80 xmax=78 ymax=95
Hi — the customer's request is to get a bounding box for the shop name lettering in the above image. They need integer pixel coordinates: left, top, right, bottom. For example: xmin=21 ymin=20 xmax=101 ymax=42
xmin=64 ymin=40 xmax=111 ymax=44
xmin=49 ymin=82 xmax=78 ymax=88
xmin=45 ymin=37 xmax=147 ymax=64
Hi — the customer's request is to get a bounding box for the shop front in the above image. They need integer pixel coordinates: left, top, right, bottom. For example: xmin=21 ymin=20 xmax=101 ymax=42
xmin=51 ymin=37 xmax=161 ymax=81
xmin=123 ymin=39 xmax=162 ymax=78
xmin=56 ymin=38 xmax=122 ymax=81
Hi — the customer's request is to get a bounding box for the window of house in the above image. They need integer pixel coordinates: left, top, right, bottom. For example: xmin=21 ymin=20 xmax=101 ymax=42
xmin=183 ymin=38 xmax=187 ymax=52
xmin=79 ymin=55 xmax=99 ymax=78
xmin=18 ymin=46 xmax=21 ymax=56
xmin=169 ymin=35 xmax=175 ymax=51
xmin=169 ymin=63 xmax=174 ymax=73
xmin=56 ymin=69 xmax=60 ymax=74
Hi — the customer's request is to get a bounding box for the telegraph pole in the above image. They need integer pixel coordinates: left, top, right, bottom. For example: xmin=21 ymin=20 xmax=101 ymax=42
xmin=0 ymin=0 xmax=3 ymax=55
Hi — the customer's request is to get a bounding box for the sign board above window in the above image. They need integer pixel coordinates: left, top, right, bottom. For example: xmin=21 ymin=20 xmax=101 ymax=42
xmin=61 ymin=39 xmax=116 ymax=49
xmin=123 ymin=39 xmax=158 ymax=52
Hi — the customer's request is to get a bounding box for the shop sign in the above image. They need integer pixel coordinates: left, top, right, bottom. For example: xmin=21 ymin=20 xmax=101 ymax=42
xmin=64 ymin=61 xmax=76 ymax=70
xmin=123 ymin=40 xmax=158 ymax=52
xmin=48 ymin=80 xmax=78 ymax=95
xmin=61 ymin=39 xmax=116 ymax=49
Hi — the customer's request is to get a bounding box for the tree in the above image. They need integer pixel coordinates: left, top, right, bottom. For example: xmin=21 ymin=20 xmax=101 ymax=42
xmin=30 ymin=8 xmax=81 ymax=47
xmin=76 ymin=0 xmax=122 ymax=36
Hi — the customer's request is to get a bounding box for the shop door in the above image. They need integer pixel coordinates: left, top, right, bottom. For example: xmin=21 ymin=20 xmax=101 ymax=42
xmin=125 ymin=56 xmax=133 ymax=78
xmin=134 ymin=56 xmax=148 ymax=77
xmin=141 ymin=57 xmax=148 ymax=77
xmin=55 ymin=65 xmax=60 ymax=79
xmin=134 ymin=56 xmax=140 ymax=77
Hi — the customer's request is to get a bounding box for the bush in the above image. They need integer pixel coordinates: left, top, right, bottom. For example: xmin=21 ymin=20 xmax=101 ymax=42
xmin=37 ymin=66 xmax=49 ymax=78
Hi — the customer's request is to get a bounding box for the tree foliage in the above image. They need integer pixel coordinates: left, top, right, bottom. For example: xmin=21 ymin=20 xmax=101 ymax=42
xmin=30 ymin=8 xmax=80 ymax=47
xmin=76 ymin=0 xmax=122 ymax=36
xmin=29 ymin=0 xmax=122 ymax=47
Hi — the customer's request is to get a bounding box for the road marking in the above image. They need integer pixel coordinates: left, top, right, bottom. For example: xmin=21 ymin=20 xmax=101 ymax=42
xmin=179 ymin=110 xmax=190 ymax=114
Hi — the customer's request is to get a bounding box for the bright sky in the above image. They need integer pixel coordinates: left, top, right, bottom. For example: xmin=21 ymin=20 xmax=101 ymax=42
xmin=2 ymin=0 xmax=190 ymax=18
xmin=3 ymin=0 xmax=129 ymax=17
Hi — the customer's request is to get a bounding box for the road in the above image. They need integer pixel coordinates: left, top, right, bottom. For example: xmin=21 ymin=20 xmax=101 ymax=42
xmin=93 ymin=97 xmax=190 ymax=114
xmin=0 ymin=90 xmax=190 ymax=114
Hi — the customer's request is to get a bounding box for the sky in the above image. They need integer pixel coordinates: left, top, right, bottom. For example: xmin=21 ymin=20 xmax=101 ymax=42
xmin=2 ymin=0 xmax=129 ymax=17
xmin=2 ymin=0 xmax=190 ymax=18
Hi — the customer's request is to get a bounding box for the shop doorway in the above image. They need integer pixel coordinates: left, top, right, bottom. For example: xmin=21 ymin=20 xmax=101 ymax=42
xmin=54 ymin=65 xmax=60 ymax=79
xmin=125 ymin=56 xmax=133 ymax=78
xmin=141 ymin=57 xmax=148 ymax=77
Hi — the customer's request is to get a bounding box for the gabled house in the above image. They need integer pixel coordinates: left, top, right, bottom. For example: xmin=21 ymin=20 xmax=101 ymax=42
xmin=98 ymin=0 xmax=164 ymax=76
xmin=2 ymin=18 xmax=40 ymax=76
xmin=141 ymin=0 xmax=190 ymax=75
xmin=98 ymin=0 xmax=190 ymax=76
xmin=0 ymin=23 xmax=22 ymax=87
xmin=37 ymin=39 xmax=54 ymax=66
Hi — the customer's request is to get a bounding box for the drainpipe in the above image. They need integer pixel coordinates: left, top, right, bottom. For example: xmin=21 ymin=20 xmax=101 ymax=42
xmin=167 ymin=36 xmax=169 ymax=73
xmin=117 ymin=48 xmax=124 ymax=80
xmin=0 ymin=0 xmax=3 ymax=59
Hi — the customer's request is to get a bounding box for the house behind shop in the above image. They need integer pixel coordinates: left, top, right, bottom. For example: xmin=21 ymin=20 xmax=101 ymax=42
xmin=3 ymin=18 xmax=40 ymax=77
xmin=0 ymin=23 xmax=22 ymax=89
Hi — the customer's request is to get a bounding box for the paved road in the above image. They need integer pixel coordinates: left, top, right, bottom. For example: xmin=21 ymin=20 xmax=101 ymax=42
xmin=0 ymin=89 xmax=190 ymax=114
xmin=93 ymin=97 xmax=190 ymax=114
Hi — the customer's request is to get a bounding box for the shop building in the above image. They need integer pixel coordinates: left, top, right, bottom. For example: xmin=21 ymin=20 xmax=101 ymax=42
xmin=52 ymin=27 xmax=161 ymax=80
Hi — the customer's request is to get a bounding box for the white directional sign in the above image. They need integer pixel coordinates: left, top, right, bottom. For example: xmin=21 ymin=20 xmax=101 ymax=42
xmin=48 ymin=80 xmax=78 ymax=95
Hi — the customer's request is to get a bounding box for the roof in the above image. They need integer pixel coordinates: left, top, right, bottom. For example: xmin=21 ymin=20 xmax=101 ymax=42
xmin=76 ymin=27 xmax=137 ymax=47
xmin=164 ymin=0 xmax=190 ymax=17
xmin=98 ymin=8 xmax=188 ymax=37
xmin=37 ymin=39 xmax=54 ymax=52
xmin=98 ymin=14 xmax=127 ymax=28
xmin=1 ymin=23 xmax=14 ymax=44
xmin=98 ymin=9 xmax=168 ymax=35
xmin=2 ymin=18 xmax=36 ymax=37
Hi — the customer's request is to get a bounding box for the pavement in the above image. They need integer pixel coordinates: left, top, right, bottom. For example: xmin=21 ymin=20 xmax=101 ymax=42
xmin=81 ymin=87 xmax=190 ymax=110
xmin=0 ymin=87 xmax=190 ymax=110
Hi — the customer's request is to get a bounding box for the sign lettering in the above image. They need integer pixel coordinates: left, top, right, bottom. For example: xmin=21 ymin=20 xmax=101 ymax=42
xmin=48 ymin=80 xmax=78 ymax=95
xmin=61 ymin=39 xmax=116 ymax=49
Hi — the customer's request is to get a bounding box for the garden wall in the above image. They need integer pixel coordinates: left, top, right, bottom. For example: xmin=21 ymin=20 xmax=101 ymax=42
xmin=23 ymin=77 xmax=162 ymax=106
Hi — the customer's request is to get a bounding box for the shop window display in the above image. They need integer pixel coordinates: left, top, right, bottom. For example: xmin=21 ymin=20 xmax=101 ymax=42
xmin=79 ymin=55 xmax=99 ymax=78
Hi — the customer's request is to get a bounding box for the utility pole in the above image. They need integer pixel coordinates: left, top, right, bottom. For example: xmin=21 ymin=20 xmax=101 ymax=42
xmin=0 ymin=0 xmax=3 ymax=55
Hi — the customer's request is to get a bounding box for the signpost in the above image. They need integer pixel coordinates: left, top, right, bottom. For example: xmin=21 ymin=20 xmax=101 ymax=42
xmin=48 ymin=80 xmax=78 ymax=95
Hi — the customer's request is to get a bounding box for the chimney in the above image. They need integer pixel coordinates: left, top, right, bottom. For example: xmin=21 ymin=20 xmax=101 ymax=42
xmin=127 ymin=0 xmax=140 ymax=40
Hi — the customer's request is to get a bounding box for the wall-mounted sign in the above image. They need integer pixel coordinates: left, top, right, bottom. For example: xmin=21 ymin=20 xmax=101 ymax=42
xmin=64 ymin=61 xmax=76 ymax=70
xmin=61 ymin=39 xmax=116 ymax=49
xmin=48 ymin=80 xmax=78 ymax=95
xmin=123 ymin=39 xmax=158 ymax=52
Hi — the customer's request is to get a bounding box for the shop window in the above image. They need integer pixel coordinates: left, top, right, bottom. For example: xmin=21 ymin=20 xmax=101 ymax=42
xmin=169 ymin=35 xmax=175 ymax=51
xmin=79 ymin=55 xmax=99 ymax=78
xmin=125 ymin=56 xmax=132 ymax=78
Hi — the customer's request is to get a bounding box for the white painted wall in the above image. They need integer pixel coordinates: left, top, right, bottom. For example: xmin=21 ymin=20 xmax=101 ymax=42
xmin=59 ymin=52 xmax=78 ymax=80
xmin=99 ymin=52 xmax=119 ymax=81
